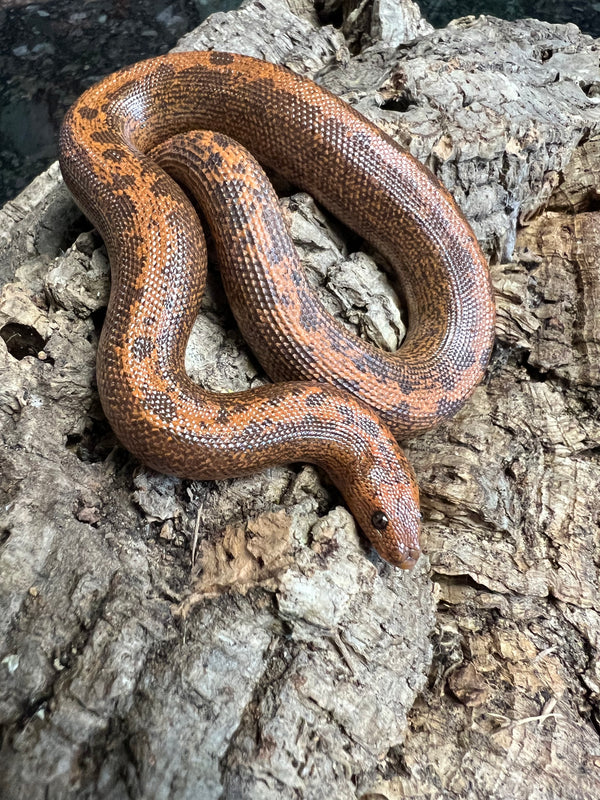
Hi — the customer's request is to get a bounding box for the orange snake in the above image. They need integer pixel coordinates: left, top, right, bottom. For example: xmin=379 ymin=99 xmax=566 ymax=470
xmin=58 ymin=50 xmax=495 ymax=568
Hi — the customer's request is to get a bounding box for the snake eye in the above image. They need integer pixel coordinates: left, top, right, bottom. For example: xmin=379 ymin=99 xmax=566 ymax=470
xmin=371 ymin=510 xmax=389 ymax=530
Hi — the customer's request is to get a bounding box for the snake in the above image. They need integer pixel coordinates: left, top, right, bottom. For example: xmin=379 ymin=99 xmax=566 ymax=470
xmin=58 ymin=50 xmax=495 ymax=569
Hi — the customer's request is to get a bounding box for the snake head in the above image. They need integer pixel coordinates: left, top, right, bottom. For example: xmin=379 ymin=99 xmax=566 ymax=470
xmin=367 ymin=496 xmax=421 ymax=569
xmin=343 ymin=442 xmax=421 ymax=569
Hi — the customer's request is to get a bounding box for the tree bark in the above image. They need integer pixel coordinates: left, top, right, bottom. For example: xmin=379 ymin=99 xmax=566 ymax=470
xmin=1 ymin=1 xmax=599 ymax=798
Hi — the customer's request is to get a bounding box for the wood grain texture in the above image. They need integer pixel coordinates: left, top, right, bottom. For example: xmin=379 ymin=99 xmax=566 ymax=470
xmin=1 ymin=3 xmax=600 ymax=799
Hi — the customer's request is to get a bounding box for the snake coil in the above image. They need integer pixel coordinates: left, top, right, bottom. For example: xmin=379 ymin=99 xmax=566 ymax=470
xmin=59 ymin=51 xmax=495 ymax=568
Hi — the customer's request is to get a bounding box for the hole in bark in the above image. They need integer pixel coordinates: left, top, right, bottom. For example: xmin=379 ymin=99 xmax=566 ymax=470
xmin=380 ymin=92 xmax=416 ymax=113
xmin=66 ymin=419 xmax=118 ymax=464
xmin=314 ymin=0 xmax=344 ymax=28
xmin=91 ymin=305 xmax=107 ymax=331
xmin=61 ymin=214 xmax=97 ymax=252
xmin=0 ymin=323 xmax=47 ymax=360
xmin=582 ymin=193 xmax=600 ymax=212
xmin=0 ymin=528 xmax=11 ymax=546
xmin=581 ymin=81 xmax=600 ymax=98
xmin=380 ymin=743 xmax=410 ymax=779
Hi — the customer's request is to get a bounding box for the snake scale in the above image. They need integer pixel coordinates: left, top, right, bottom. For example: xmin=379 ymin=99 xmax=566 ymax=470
xmin=58 ymin=50 xmax=495 ymax=569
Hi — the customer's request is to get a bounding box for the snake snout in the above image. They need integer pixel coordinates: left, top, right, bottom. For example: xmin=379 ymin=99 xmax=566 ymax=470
xmin=378 ymin=507 xmax=421 ymax=569
xmin=385 ymin=544 xmax=421 ymax=570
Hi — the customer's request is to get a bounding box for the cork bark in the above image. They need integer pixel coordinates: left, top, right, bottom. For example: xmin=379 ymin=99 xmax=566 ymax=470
xmin=1 ymin=1 xmax=599 ymax=798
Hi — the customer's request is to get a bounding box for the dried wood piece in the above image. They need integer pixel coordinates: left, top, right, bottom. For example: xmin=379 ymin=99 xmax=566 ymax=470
xmin=1 ymin=2 xmax=600 ymax=799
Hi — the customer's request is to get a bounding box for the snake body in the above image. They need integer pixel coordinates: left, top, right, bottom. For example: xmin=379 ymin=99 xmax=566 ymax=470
xmin=58 ymin=50 xmax=495 ymax=569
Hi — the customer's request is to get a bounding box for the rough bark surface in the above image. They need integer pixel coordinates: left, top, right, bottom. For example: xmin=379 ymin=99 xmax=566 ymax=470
xmin=1 ymin=1 xmax=599 ymax=798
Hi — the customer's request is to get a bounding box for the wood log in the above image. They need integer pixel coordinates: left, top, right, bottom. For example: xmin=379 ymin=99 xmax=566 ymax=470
xmin=1 ymin=1 xmax=599 ymax=797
